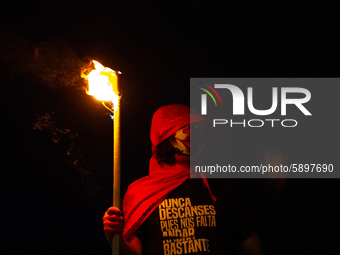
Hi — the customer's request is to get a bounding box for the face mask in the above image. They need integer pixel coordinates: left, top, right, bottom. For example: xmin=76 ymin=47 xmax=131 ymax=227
xmin=169 ymin=125 xmax=190 ymax=155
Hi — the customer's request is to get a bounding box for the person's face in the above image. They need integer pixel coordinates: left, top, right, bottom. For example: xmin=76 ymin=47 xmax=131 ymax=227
xmin=169 ymin=125 xmax=190 ymax=155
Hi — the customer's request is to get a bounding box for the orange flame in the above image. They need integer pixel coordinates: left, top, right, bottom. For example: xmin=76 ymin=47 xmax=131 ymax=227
xmin=85 ymin=60 xmax=119 ymax=102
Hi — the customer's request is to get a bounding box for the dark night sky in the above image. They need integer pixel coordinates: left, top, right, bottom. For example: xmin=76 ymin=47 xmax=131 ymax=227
xmin=1 ymin=1 xmax=339 ymax=254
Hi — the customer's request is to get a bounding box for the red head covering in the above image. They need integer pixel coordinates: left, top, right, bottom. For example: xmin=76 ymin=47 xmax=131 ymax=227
xmin=122 ymin=104 xmax=215 ymax=240
xmin=150 ymin=104 xmax=207 ymax=147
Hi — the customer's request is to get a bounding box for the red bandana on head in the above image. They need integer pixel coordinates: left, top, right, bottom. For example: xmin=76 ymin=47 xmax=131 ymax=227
xmin=122 ymin=104 xmax=216 ymax=240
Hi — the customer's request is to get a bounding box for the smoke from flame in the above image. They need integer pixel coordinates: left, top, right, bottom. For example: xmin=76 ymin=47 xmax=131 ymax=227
xmin=0 ymin=30 xmax=91 ymax=90
xmin=1 ymin=30 xmax=103 ymax=199
xmin=33 ymin=112 xmax=100 ymax=199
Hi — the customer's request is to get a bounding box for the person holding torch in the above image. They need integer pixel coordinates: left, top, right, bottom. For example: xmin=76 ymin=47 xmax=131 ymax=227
xmin=103 ymin=104 xmax=262 ymax=254
xmin=103 ymin=104 xmax=216 ymax=254
xmin=82 ymin=61 xmax=261 ymax=254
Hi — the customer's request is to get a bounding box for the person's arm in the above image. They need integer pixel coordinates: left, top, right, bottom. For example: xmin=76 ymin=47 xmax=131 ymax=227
xmin=103 ymin=206 xmax=142 ymax=255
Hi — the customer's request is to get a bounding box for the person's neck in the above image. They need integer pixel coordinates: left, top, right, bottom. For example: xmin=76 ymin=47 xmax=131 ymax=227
xmin=175 ymin=154 xmax=190 ymax=168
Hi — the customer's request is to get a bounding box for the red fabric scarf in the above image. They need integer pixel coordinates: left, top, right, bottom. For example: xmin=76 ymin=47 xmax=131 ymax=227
xmin=122 ymin=156 xmax=216 ymax=240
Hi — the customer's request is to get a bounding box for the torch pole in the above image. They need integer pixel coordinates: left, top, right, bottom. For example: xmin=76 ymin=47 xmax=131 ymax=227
xmin=112 ymin=95 xmax=121 ymax=255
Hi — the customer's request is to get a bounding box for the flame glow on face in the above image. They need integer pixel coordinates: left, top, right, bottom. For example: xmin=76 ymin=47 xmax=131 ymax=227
xmin=169 ymin=125 xmax=190 ymax=155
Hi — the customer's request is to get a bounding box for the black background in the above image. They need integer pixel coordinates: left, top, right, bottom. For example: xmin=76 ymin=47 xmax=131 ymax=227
xmin=1 ymin=1 xmax=339 ymax=254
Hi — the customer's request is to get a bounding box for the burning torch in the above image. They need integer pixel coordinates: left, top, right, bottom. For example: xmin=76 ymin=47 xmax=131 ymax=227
xmin=82 ymin=60 xmax=121 ymax=255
